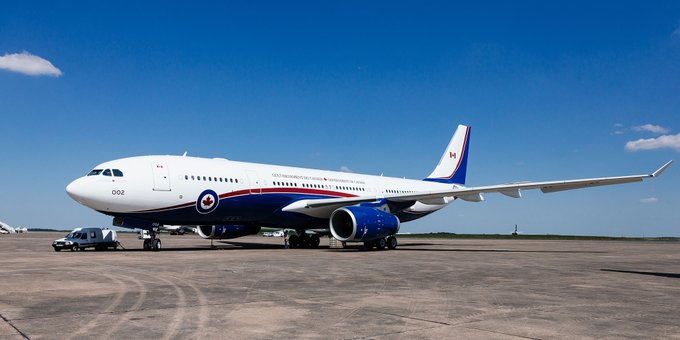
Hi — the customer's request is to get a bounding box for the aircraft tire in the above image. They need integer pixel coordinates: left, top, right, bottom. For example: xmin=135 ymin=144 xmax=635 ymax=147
xmin=152 ymin=239 xmax=161 ymax=251
xmin=289 ymin=235 xmax=299 ymax=248
xmin=299 ymin=236 xmax=310 ymax=248
xmin=375 ymin=238 xmax=386 ymax=250
xmin=309 ymin=235 xmax=320 ymax=248
xmin=143 ymin=239 xmax=150 ymax=251
xmin=386 ymin=236 xmax=397 ymax=250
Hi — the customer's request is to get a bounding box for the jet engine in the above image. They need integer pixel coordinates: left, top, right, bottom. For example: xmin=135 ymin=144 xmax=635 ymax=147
xmin=197 ymin=225 xmax=261 ymax=239
xmin=330 ymin=206 xmax=399 ymax=242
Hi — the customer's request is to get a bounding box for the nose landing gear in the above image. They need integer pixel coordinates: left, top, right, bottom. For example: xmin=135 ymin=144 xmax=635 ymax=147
xmin=142 ymin=230 xmax=162 ymax=251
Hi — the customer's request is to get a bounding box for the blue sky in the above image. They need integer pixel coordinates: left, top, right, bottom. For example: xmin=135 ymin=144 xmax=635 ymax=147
xmin=1 ymin=1 xmax=679 ymax=236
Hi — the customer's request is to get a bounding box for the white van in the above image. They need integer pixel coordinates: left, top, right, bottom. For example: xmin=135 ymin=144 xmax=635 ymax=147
xmin=53 ymin=228 xmax=118 ymax=252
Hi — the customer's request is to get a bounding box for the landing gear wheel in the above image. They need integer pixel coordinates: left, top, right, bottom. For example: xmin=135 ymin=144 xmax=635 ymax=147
xmin=375 ymin=238 xmax=386 ymax=250
xmin=309 ymin=235 xmax=321 ymax=248
xmin=72 ymin=244 xmax=79 ymax=252
xmin=152 ymin=239 xmax=161 ymax=251
xmin=289 ymin=235 xmax=299 ymax=248
xmin=386 ymin=236 xmax=398 ymax=250
xmin=364 ymin=241 xmax=374 ymax=250
xmin=143 ymin=239 xmax=151 ymax=251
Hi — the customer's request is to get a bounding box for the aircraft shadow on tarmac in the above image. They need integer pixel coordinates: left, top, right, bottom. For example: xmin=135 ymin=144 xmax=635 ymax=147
xmin=219 ymin=241 xmax=609 ymax=254
xmin=600 ymin=269 xmax=680 ymax=279
xmin=111 ymin=242 xmax=608 ymax=253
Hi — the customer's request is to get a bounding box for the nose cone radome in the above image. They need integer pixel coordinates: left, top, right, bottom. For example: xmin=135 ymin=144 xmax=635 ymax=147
xmin=66 ymin=178 xmax=87 ymax=203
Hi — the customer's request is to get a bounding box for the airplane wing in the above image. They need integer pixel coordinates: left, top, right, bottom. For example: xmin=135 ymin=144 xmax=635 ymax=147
xmin=282 ymin=161 xmax=672 ymax=216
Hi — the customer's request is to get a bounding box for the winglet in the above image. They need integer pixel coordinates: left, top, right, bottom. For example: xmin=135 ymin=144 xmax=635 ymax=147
xmin=652 ymin=160 xmax=673 ymax=177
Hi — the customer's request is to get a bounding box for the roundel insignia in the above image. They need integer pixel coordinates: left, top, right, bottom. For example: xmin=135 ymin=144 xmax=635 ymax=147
xmin=196 ymin=189 xmax=219 ymax=214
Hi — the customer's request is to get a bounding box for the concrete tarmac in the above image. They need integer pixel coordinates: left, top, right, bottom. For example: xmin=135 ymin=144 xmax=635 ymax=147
xmin=1 ymin=232 xmax=680 ymax=339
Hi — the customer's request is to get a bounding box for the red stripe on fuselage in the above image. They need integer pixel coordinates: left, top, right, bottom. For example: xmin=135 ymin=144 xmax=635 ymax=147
xmin=130 ymin=187 xmax=357 ymax=213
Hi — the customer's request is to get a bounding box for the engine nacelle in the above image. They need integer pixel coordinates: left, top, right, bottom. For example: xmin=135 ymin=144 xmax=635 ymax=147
xmin=330 ymin=206 xmax=400 ymax=242
xmin=196 ymin=225 xmax=261 ymax=239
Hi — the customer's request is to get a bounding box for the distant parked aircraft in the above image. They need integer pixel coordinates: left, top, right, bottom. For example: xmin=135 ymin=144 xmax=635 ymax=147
xmin=65 ymin=124 xmax=672 ymax=251
xmin=0 ymin=220 xmax=27 ymax=234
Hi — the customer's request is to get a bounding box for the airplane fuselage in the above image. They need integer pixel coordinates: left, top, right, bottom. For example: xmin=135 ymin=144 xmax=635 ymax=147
xmin=66 ymin=155 xmax=454 ymax=228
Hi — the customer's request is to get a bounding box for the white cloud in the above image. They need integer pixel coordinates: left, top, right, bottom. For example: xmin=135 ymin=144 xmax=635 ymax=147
xmin=640 ymin=197 xmax=658 ymax=204
xmin=632 ymin=124 xmax=669 ymax=134
xmin=625 ymin=133 xmax=680 ymax=152
xmin=339 ymin=165 xmax=353 ymax=173
xmin=0 ymin=51 xmax=62 ymax=77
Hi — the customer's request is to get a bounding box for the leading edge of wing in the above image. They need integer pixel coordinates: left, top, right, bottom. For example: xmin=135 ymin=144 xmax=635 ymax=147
xmin=281 ymin=161 xmax=672 ymax=212
xmin=402 ymin=160 xmax=672 ymax=198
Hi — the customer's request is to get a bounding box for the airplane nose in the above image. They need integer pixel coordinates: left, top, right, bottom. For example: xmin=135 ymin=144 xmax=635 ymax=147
xmin=66 ymin=178 xmax=85 ymax=201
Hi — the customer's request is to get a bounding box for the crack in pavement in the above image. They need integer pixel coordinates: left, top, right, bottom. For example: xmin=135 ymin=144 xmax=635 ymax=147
xmin=1 ymin=312 xmax=30 ymax=339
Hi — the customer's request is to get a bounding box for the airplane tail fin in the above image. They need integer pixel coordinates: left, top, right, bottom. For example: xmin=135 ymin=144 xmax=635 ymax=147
xmin=424 ymin=124 xmax=471 ymax=185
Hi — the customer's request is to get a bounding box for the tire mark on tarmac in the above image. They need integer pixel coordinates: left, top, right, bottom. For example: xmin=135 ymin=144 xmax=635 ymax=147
xmin=165 ymin=272 xmax=209 ymax=339
xmin=64 ymin=269 xmax=128 ymax=340
xmin=98 ymin=265 xmax=187 ymax=340
xmin=95 ymin=271 xmax=148 ymax=339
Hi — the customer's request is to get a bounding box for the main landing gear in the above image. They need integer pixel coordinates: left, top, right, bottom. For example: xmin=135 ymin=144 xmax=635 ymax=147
xmin=363 ymin=235 xmax=398 ymax=251
xmin=142 ymin=230 xmax=162 ymax=251
xmin=287 ymin=230 xmax=321 ymax=249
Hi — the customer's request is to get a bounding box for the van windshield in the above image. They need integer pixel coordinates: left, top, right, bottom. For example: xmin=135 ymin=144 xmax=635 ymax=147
xmin=67 ymin=232 xmax=82 ymax=239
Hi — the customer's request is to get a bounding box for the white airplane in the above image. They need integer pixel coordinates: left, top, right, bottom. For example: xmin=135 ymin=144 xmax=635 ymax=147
xmin=65 ymin=125 xmax=672 ymax=251
xmin=0 ymin=220 xmax=27 ymax=234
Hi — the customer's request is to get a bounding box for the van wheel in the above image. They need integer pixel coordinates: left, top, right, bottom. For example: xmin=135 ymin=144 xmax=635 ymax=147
xmin=72 ymin=244 xmax=79 ymax=251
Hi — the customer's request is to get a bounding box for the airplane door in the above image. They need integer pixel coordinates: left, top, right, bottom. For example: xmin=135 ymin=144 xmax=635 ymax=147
xmin=247 ymin=173 xmax=261 ymax=194
xmin=152 ymin=163 xmax=171 ymax=191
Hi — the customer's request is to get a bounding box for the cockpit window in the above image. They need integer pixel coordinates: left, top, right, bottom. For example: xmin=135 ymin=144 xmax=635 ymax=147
xmin=87 ymin=169 xmax=103 ymax=176
xmin=112 ymin=169 xmax=124 ymax=177
xmin=103 ymin=169 xmax=112 ymax=177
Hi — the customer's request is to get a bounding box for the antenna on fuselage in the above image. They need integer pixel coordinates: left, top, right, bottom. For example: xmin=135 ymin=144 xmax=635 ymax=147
xmin=182 ymin=151 xmax=187 ymax=157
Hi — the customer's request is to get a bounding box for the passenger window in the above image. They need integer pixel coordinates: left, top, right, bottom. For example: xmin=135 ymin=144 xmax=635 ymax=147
xmin=90 ymin=231 xmax=96 ymax=238
xmin=112 ymin=169 xmax=124 ymax=177
xmin=235 ymin=179 xmax=238 ymax=183
xmin=185 ymin=175 xmax=189 ymax=180
xmin=103 ymin=169 xmax=112 ymax=176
